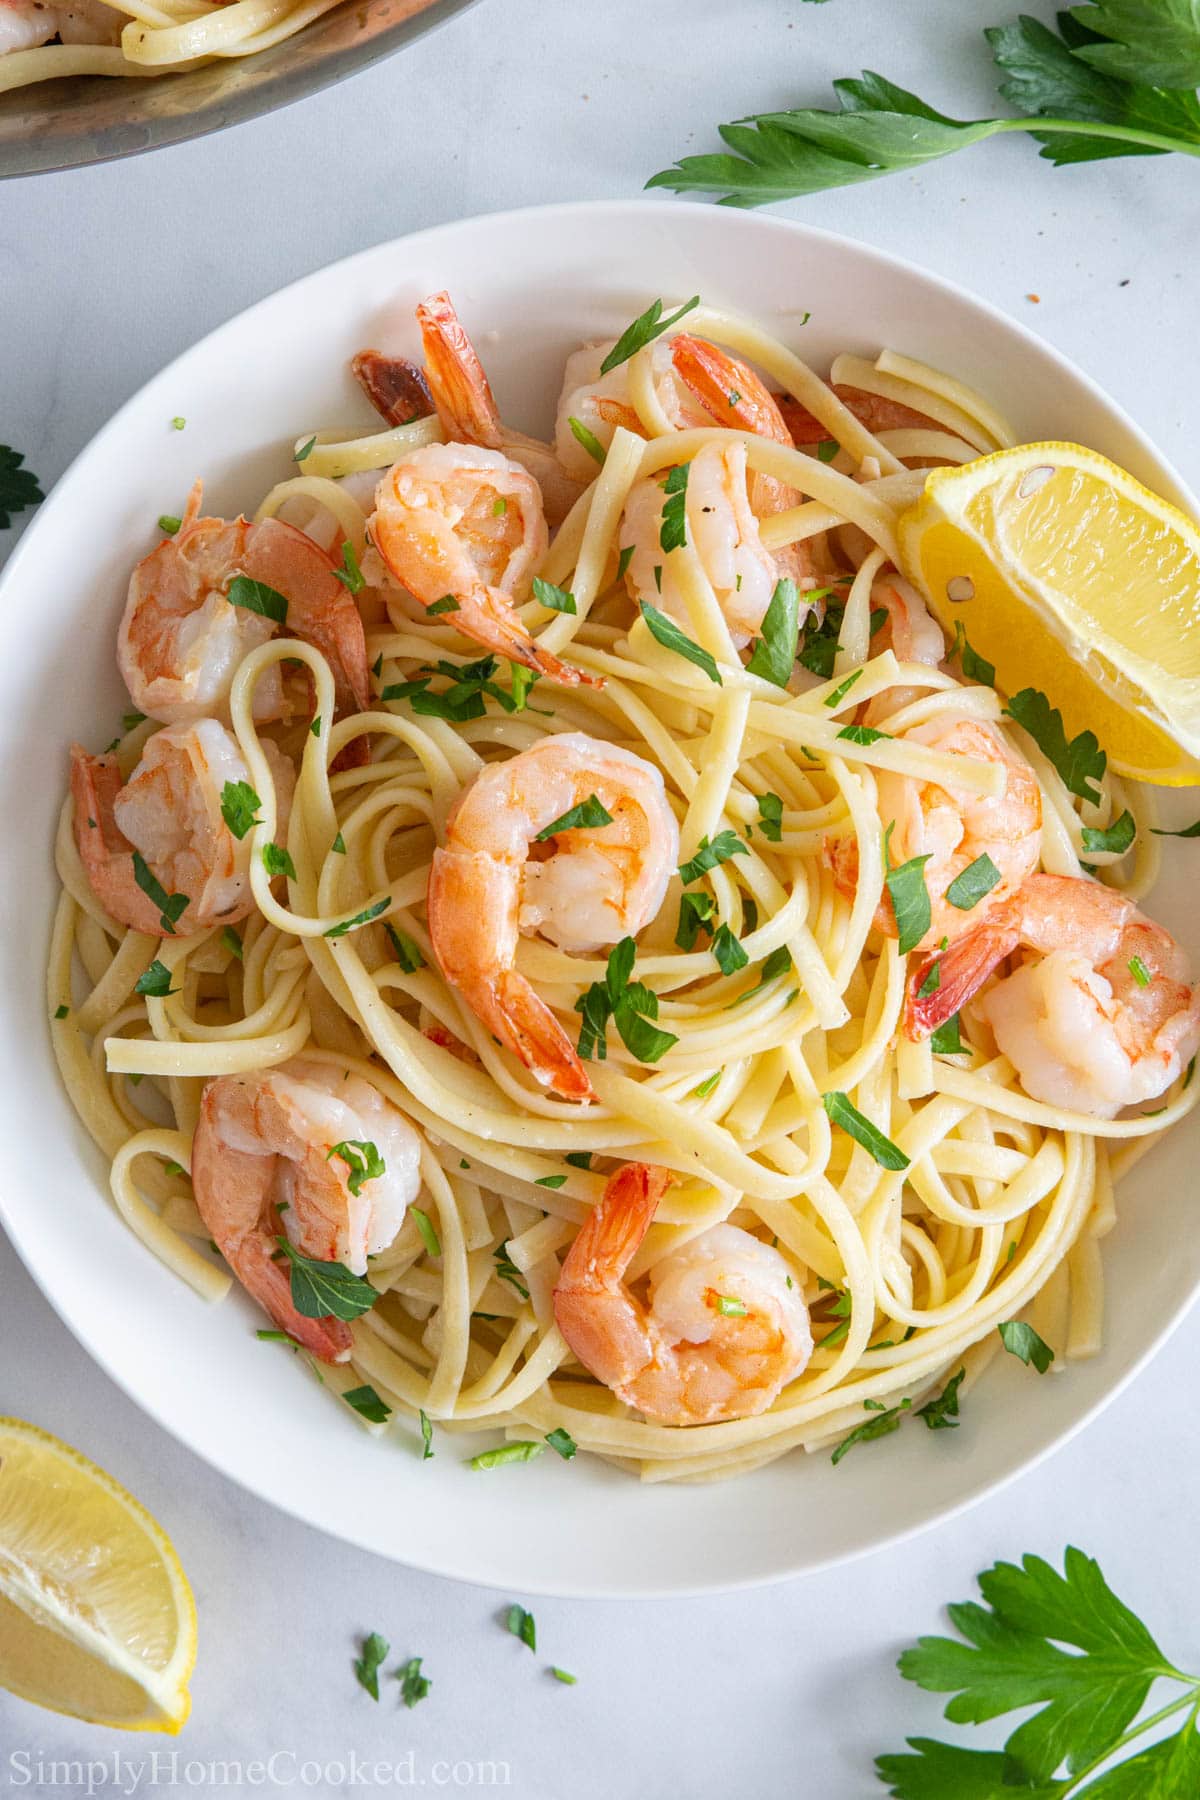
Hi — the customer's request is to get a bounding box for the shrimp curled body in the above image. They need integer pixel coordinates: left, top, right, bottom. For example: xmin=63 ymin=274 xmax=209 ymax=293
xmin=192 ymin=1059 xmax=422 ymax=1360
xmin=427 ymin=733 xmax=679 ymax=1102
xmin=553 ymin=1164 xmax=813 ymax=1425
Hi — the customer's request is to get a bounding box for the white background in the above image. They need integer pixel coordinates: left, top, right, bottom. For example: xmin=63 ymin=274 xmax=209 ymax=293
xmin=3 ymin=1 xmax=1200 ymax=1793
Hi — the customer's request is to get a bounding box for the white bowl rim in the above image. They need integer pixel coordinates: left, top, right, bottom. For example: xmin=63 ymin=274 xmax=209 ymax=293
xmin=4 ymin=198 xmax=1198 ymax=1599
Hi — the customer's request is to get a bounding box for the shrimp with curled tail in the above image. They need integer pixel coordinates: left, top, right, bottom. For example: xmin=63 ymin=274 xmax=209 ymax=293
xmin=553 ymin=1164 xmax=813 ymax=1425
xmin=192 ymin=1059 xmax=422 ymax=1359
xmin=909 ymin=873 xmax=1200 ymax=1118
xmin=416 ymin=291 xmax=584 ymax=528
xmin=120 ymin=482 xmax=371 ymax=728
xmin=828 ymin=712 xmax=1041 ymax=955
xmin=71 ymin=721 xmax=295 ymax=937
xmin=370 ymin=443 xmax=597 ymax=690
xmin=427 ymin=733 xmax=679 ymax=1102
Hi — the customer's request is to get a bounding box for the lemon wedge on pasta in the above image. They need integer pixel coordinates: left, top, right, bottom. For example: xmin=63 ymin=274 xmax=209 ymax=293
xmin=896 ymin=442 xmax=1200 ymax=787
xmin=0 ymin=1419 xmax=195 ymax=1732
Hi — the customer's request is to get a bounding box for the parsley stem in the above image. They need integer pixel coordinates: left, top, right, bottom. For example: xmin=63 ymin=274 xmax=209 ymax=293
xmin=1057 ymin=1687 xmax=1200 ymax=1795
xmin=992 ymin=115 xmax=1200 ymax=159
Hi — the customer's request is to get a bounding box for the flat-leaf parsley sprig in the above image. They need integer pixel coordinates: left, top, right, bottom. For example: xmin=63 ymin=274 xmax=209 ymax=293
xmin=877 ymin=1546 xmax=1200 ymax=1797
xmin=648 ymin=6 xmax=1200 ymax=207
xmin=0 ymin=445 xmax=44 ymax=530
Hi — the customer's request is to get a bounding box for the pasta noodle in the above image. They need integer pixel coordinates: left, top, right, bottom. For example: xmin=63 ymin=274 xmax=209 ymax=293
xmin=48 ymin=305 xmax=1199 ymax=1482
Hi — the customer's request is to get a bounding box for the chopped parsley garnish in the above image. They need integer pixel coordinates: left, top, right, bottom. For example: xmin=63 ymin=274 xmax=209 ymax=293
xmin=617 ymin=543 xmax=635 ymax=582
xmin=353 ymin=1632 xmax=389 ymax=1700
xmin=220 ymin=779 xmax=262 ymax=840
xmin=831 ymin=1397 xmax=912 ymax=1465
xmin=659 ymin=460 xmax=691 ymax=553
xmin=1152 ymin=818 xmax=1200 ymax=838
xmin=333 ymin=540 xmax=365 ymax=594
xmin=134 ymin=959 xmax=178 ymax=999
xmin=1128 ymin=954 xmax=1152 ymax=987
xmin=276 ymin=1238 xmax=378 ymax=1320
xmin=819 ymin=1288 xmax=853 ymax=1347
xmin=551 ymin=1667 xmax=578 ymax=1685
xmin=171 ymin=416 xmax=186 ymax=431
xmin=310 ymin=716 xmax=322 ymax=737
xmin=121 ymin=710 xmax=147 ymax=733
xmin=536 ymin=1174 xmax=568 ymax=1189
xmin=639 ymin=600 xmax=722 ymax=684
xmin=565 ymin=1151 xmax=593 ymax=1169
xmin=822 ymin=1091 xmax=910 ymax=1170
xmin=0 ymin=445 xmax=45 ymax=528
xmin=256 ymin=1328 xmax=291 ymax=1343
xmin=410 ymin=1206 xmax=441 ymax=1258
xmin=837 ymin=723 xmax=891 ymax=746
xmin=420 ymin=1409 xmax=434 ymax=1459
xmin=385 ymin=653 xmax=540 ymax=722
xmin=745 ymin=577 xmax=801 ymax=687
xmin=714 ymin=1293 xmax=748 ymax=1317
xmin=324 ymin=896 xmax=391 ymax=939
xmin=425 ymin=593 xmax=461 ymax=616
xmin=756 ymin=792 xmax=784 ymax=841
xmin=816 ymin=439 xmax=839 ymax=463
xmin=930 ymin=1012 xmax=965 ymax=1056
xmin=158 ymin=514 xmax=182 ymax=536
xmin=568 ymin=415 xmax=606 ymax=465
xmin=675 ymin=888 xmax=716 ymax=950
xmin=916 ymin=1366 xmax=965 ymax=1430
xmin=917 ymin=960 xmax=941 ymax=999
xmin=574 ymin=937 xmax=678 ymax=1064
xmin=493 ymin=496 xmax=508 ymax=517
xmin=494 ymin=1241 xmax=529 ymax=1299
xmin=331 ymin=832 xmax=346 ymax=855
xmin=945 ymin=851 xmax=1002 ymax=911
xmin=678 ymin=830 xmax=749 ymax=883
xmin=726 ymin=943 xmax=793 ymax=1006
xmin=131 ymin=851 xmax=189 ymax=935
xmin=599 ymin=295 xmax=700 ymax=374
xmin=545 ymin=1427 xmax=577 ymax=1460
xmin=396 ymin=1656 xmax=431 ymax=1708
xmin=344 ymin=1384 xmax=392 ymax=1424
xmin=471 ymin=1442 xmax=546 ymax=1470
xmin=262 ymin=842 xmax=297 ymax=881
xmin=1004 ymin=687 xmax=1106 ymax=805
xmin=883 ymin=822 xmax=932 ymax=955
xmin=535 ymin=794 xmax=614 ymax=840
xmin=226 ymin=574 xmax=288 ymax=624
xmin=532 ymin=575 xmax=577 ymax=615
xmin=327 ymin=1138 xmax=386 ymax=1197
xmin=1082 ymin=809 xmax=1136 ymax=855
xmin=712 ymin=923 xmax=749 ymax=976
xmin=53 ymin=1004 xmax=70 ymax=1020
xmin=998 ymin=1319 xmax=1055 ymax=1372
xmin=220 ymin=926 xmax=243 ymax=961
xmin=504 ymin=1604 xmax=538 ymax=1653
xmin=384 ymin=922 xmax=425 ymax=971
xmin=824 ymin=668 xmax=863 ymax=708
xmin=950 ymin=618 xmax=996 ymax=686
xmin=690 ymin=1071 xmax=722 ymax=1099
xmin=295 ymin=435 xmax=316 ymax=462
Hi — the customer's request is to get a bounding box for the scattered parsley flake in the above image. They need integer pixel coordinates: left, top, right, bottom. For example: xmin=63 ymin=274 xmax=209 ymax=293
xmin=276 ymin=1238 xmax=378 ymax=1321
xmin=746 ymin=578 xmax=801 ymax=687
xmin=531 ymin=575 xmax=577 ymax=615
xmin=536 ymin=794 xmax=613 ymax=840
xmin=344 ymin=1384 xmax=391 ymax=1424
xmin=945 ymin=852 xmax=1002 ymax=911
xmin=410 ymin=1206 xmax=441 ymax=1258
xmin=353 ymin=1632 xmax=389 ymax=1701
xmin=220 ymin=779 xmax=262 ymax=840
xmin=823 ymin=1091 xmax=909 ymax=1170
xmin=599 ymin=295 xmax=701 ymax=374
xmin=998 ymin=1319 xmax=1055 ymax=1372
xmin=640 ymin=600 xmax=722 ymax=684
xmin=545 ymin=1427 xmax=577 ymax=1460
xmin=472 ymin=1442 xmax=546 ymax=1470
xmin=227 ymin=574 xmax=288 ymax=623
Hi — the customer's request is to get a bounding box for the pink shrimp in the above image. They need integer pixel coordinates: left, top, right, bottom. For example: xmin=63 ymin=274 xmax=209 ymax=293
xmin=908 ymin=873 xmax=1200 ymax=1116
xmin=553 ymin=1164 xmax=812 ymax=1425
xmin=778 ymin=384 xmax=943 ymax=447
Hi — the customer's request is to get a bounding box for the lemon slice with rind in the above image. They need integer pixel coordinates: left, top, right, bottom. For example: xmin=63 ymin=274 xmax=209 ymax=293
xmin=0 ymin=1418 xmax=195 ymax=1732
xmin=896 ymin=442 xmax=1200 ymax=787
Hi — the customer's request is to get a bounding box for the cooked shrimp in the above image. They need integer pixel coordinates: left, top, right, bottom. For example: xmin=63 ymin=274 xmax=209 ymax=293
xmin=120 ymin=482 xmax=371 ymax=727
xmin=553 ymin=337 xmax=713 ymax=482
xmin=553 ymin=1164 xmax=812 ymax=1425
xmin=427 ymin=733 xmax=679 ymax=1102
xmin=71 ymin=722 xmax=295 ymax=937
xmin=619 ymin=439 xmax=805 ymax=649
xmin=861 ymin=573 xmax=947 ymax=724
xmin=192 ymin=1058 xmax=422 ymax=1359
xmin=778 ymin=384 xmax=943 ymax=447
xmin=370 ymin=442 xmax=597 ymax=689
xmin=417 ymin=291 xmax=583 ymax=526
xmin=0 ymin=0 xmax=118 ymax=52
xmin=828 ymin=713 xmax=1041 ymax=954
xmin=670 ymin=333 xmax=814 ymax=589
xmin=909 ymin=873 xmax=1200 ymax=1116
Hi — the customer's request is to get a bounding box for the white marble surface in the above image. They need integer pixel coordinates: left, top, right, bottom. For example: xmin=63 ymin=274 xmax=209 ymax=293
xmin=3 ymin=1 xmax=1200 ymax=1793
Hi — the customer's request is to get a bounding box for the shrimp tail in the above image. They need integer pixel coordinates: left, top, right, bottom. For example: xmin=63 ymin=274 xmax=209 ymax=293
xmin=460 ymin=585 xmax=603 ymax=690
xmin=670 ymin=335 xmax=793 ymax=446
xmin=417 ymin=290 xmax=502 ymax=445
xmin=69 ymin=745 xmax=173 ymax=939
xmin=553 ymin=1164 xmax=673 ymax=1377
xmin=351 ymin=351 xmax=435 ymax=429
xmin=593 ymin=397 xmax=646 ymax=437
xmin=907 ymin=922 xmax=1016 ymax=1039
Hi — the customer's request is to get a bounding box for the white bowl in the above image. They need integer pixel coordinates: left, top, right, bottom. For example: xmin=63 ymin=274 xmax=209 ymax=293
xmin=3 ymin=201 xmax=1197 ymax=1598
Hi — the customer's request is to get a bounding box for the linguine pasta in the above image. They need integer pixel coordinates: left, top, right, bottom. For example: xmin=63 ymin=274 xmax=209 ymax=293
xmin=48 ymin=302 xmax=1198 ymax=1482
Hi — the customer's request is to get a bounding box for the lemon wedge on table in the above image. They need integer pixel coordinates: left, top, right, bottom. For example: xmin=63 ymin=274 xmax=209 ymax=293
xmin=896 ymin=442 xmax=1200 ymax=787
xmin=0 ymin=1419 xmax=195 ymax=1732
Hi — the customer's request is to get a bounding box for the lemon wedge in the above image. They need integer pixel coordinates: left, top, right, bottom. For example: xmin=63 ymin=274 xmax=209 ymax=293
xmin=896 ymin=442 xmax=1200 ymax=786
xmin=0 ymin=1419 xmax=196 ymax=1732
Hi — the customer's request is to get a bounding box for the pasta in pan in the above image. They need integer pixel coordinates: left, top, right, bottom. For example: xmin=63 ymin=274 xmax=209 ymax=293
xmin=49 ymin=291 xmax=1200 ymax=1481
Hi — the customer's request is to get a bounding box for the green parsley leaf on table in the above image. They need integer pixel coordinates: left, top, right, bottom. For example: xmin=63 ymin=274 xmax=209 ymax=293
xmin=343 ymin=1384 xmax=391 ymax=1424
xmin=876 ymin=1546 xmax=1200 ymax=1797
xmin=396 ymin=1656 xmax=431 ymax=1709
xmin=504 ymin=1604 xmax=537 ymax=1651
xmin=353 ymin=1632 xmax=389 ymax=1701
xmin=0 ymin=445 xmax=44 ymax=529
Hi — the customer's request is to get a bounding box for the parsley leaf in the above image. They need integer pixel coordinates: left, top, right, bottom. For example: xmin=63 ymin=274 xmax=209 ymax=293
xmin=131 ymin=852 xmax=190 ymax=935
xmin=134 ymin=959 xmax=178 ymax=999
xmin=425 ymin=594 xmax=460 ymax=616
xmin=420 ymin=1409 xmax=434 ymax=1459
xmin=396 ymin=1656 xmax=431 ymax=1708
xmin=471 ymin=1442 xmax=546 ymax=1470
xmin=998 ymin=1319 xmax=1056 ymax=1372
xmin=344 ymin=1384 xmax=391 ymax=1424
xmin=276 ymin=1239 xmax=378 ymax=1321
xmin=262 ymin=842 xmax=297 ymax=881
xmin=600 ymin=296 xmax=701 ymax=374
xmin=158 ymin=514 xmax=182 ymax=536
xmin=532 ymin=575 xmax=577 ymax=615
xmin=824 ymin=668 xmax=862 ymax=708
xmin=227 ymin=574 xmax=288 ymax=623
xmin=712 ymin=923 xmax=749 ymax=975
xmin=1071 ymin=1 xmax=1200 ymax=92
xmin=504 ymin=1603 xmax=538 ymax=1652
xmin=410 ymin=1206 xmax=441 ymax=1258
xmin=917 ymin=1367 xmax=965 ymax=1431
xmin=333 ymin=541 xmax=365 ymax=594
xmin=1004 ymin=688 xmax=1107 ymax=804
xmin=354 ymin=1632 xmax=389 ymax=1701
xmin=1152 ymin=818 xmax=1200 ymax=837
xmin=930 ymin=1012 xmax=965 ymax=1056
xmin=838 ymin=722 xmax=891 ymax=746
xmin=676 ymin=888 xmax=716 ymax=950
xmin=567 ymin=415 xmax=606 ymax=465
xmin=494 ymin=1241 xmax=529 ymax=1300
xmin=220 ymin=925 xmax=243 ymax=962
xmin=831 ymin=1398 xmax=913 ymax=1465
xmin=535 ymin=794 xmax=614 ymax=840
xmin=545 ymin=1427 xmax=577 ymax=1460
xmin=324 ymin=896 xmax=391 ymax=939
xmin=659 ymin=460 xmax=691 ymax=553
xmin=1081 ymin=809 xmax=1136 ymax=855
xmin=327 ymin=1138 xmax=386 ymax=1197
xmin=0 ymin=445 xmax=45 ymax=529
xmin=823 ymin=1091 xmax=910 ymax=1170
xmin=678 ymin=830 xmax=749 ymax=883
xmin=220 ymin=779 xmax=262 ymax=840
xmin=884 ymin=823 xmax=933 ymax=955
xmin=640 ymin=600 xmax=723 ymax=684
xmin=384 ymin=921 xmax=425 ymax=972
xmin=575 ymin=937 xmax=678 ymax=1064
xmin=946 ymin=853 xmax=1002 ymax=912
xmin=951 ymin=619 xmax=996 ymax=687
xmin=746 ymin=578 xmax=801 ymax=686
xmin=756 ymin=791 xmax=784 ymax=841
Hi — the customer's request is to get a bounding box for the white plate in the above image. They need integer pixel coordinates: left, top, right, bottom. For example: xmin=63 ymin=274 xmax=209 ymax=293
xmin=3 ymin=201 xmax=1197 ymax=1598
